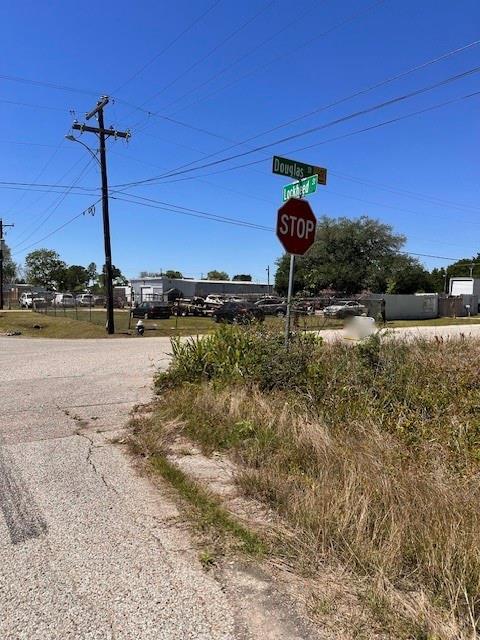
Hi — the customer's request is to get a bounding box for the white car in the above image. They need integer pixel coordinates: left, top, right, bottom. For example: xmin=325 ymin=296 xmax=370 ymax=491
xmin=76 ymin=293 xmax=95 ymax=307
xmin=53 ymin=293 xmax=75 ymax=307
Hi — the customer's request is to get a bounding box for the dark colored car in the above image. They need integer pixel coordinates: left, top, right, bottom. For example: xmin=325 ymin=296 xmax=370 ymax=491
xmin=131 ymin=301 xmax=170 ymax=319
xmin=254 ymin=299 xmax=287 ymax=317
xmin=213 ymin=301 xmax=265 ymax=324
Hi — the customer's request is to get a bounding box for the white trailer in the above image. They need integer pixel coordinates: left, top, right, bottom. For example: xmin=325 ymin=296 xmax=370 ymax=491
xmin=449 ymin=278 xmax=480 ymax=297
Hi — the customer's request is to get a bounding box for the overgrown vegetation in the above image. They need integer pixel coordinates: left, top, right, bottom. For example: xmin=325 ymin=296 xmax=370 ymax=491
xmin=135 ymin=325 xmax=480 ymax=637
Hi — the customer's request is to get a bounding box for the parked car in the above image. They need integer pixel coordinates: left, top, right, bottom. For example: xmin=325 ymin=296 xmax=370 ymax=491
xmin=93 ymin=295 xmax=106 ymax=307
xmin=53 ymin=293 xmax=75 ymax=307
xmin=76 ymin=293 xmax=96 ymax=307
xmin=213 ymin=301 xmax=265 ymax=324
xmin=323 ymin=300 xmax=367 ymax=319
xmin=254 ymin=299 xmax=287 ymax=317
xmin=131 ymin=301 xmax=170 ymax=319
xmin=19 ymin=292 xmax=36 ymax=309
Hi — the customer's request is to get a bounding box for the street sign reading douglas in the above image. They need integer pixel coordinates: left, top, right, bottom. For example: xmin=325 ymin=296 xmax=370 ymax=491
xmin=272 ymin=155 xmax=327 ymax=185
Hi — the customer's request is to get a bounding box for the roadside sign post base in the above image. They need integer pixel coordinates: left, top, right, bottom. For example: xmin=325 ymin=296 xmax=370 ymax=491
xmin=284 ymin=253 xmax=295 ymax=349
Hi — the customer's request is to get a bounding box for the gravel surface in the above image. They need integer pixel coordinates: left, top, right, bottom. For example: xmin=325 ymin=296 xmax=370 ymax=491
xmin=0 ymin=336 xmax=237 ymax=639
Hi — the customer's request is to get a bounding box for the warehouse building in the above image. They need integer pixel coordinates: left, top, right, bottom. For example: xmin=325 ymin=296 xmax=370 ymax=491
xmin=130 ymin=276 xmax=271 ymax=302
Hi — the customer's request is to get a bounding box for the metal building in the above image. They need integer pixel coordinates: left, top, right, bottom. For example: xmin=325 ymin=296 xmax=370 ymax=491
xmin=130 ymin=277 xmax=271 ymax=302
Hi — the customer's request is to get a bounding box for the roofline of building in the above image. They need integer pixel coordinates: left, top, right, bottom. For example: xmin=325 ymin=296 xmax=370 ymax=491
xmin=130 ymin=277 xmax=268 ymax=285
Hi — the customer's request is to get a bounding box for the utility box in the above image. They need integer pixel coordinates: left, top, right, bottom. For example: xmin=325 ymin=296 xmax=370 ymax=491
xmin=449 ymin=278 xmax=480 ymax=297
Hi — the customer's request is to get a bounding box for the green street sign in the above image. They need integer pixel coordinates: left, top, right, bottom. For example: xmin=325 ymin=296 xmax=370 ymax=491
xmin=272 ymin=155 xmax=327 ymax=185
xmin=282 ymin=175 xmax=318 ymax=202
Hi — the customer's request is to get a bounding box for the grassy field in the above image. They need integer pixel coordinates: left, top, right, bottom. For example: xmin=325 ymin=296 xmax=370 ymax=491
xmin=2 ymin=308 xmax=480 ymax=339
xmin=130 ymin=326 xmax=480 ymax=639
xmin=0 ymin=310 xmax=215 ymax=338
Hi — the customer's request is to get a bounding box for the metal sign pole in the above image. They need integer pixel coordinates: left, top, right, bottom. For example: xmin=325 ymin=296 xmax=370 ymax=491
xmin=284 ymin=253 xmax=295 ymax=348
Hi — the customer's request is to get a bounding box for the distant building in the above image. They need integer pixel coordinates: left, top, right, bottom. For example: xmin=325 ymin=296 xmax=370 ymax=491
xmin=130 ymin=276 xmax=271 ymax=302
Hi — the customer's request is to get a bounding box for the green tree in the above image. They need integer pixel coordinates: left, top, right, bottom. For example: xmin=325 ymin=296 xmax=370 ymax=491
xmin=430 ymin=267 xmax=447 ymax=293
xmin=86 ymin=262 xmax=97 ymax=286
xmin=442 ymin=255 xmax=480 ymax=279
xmin=63 ymin=265 xmax=90 ymax=292
xmin=384 ymin=255 xmax=432 ymax=294
xmin=275 ymin=216 xmax=406 ymax=295
xmin=1 ymin=240 xmax=17 ymax=286
xmin=95 ymin=265 xmax=128 ymax=292
xmin=164 ymin=270 xmax=183 ymax=279
xmin=25 ymin=249 xmax=66 ymax=289
xmin=232 ymin=274 xmax=252 ymax=281
xmin=207 ymin=270 xmax=229 ymax=280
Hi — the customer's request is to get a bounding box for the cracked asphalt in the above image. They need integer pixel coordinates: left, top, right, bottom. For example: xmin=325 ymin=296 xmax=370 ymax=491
xmin=0 ymin=336 xmax=238 ymax=639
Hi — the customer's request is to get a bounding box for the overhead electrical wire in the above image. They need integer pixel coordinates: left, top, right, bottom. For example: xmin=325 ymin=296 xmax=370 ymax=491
xmin=12 ymin=198 xmax=101 ymax=257
xmin=111 ymin=193 xmax=272 ymax=231
xmin=159 ymin=38 xmax=480 ymax=166
xmin=113 ymin=69 xmax=480 ymax=188
xmin=130 ymin=0 xmax=276 ymax=130
xmin=159 ymin=0 xmax=322 ymax=114
xmin=111 ymin=0 xmax=224 ymax=95
xmin=12 ymin=157 xmax=97 ymax=250
xmin=115 ymin=89 xmax=480 ymax=197
xmin=169 ymin=0 xmax=387 ymax=115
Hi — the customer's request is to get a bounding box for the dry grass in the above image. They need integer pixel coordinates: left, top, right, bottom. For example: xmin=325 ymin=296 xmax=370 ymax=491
xmin=136 ymin=332 xmax=480 ymax=638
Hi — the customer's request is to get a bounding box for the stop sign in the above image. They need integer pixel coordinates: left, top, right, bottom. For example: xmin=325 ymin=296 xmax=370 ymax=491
xmin=276 ymin=198 xmax=317 ymax=255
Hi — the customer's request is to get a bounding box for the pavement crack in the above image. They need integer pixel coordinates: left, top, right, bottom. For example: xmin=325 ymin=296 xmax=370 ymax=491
xmin=76 ymin=433 xmax=119 ymax=495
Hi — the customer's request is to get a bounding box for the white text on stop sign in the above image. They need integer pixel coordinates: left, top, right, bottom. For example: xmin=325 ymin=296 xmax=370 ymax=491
xmin=279 ymin=213 xmax=315 ymax=239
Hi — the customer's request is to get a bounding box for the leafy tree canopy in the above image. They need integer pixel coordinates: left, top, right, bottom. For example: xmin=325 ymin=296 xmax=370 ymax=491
xmin=25 ymin=249 xmax=66 ymax=289
xmin=207 ymin=270 xmax=229 ymax=281
xmin=275 ymin=216 xmax=432 ymax=295
xmin=1 ymin=240 xmax=17 ymax=285
xmin=232 ymin=274 xmax=252 ymax=281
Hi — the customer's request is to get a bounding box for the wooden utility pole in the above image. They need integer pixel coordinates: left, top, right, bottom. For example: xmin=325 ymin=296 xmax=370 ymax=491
xmin=71 ymin=96 xmax=130 ymax=334
xmin=0 ymin=219 xmax=14 ymax=310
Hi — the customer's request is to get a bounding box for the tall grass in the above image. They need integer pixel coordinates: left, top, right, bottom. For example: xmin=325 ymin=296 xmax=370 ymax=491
xmin=147 ymin=327 xmax=480 ymax=637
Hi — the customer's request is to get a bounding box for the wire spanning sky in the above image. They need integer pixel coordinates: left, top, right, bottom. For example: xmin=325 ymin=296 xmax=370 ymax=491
xmin=1 ymin=0 xmax=479 ymax=281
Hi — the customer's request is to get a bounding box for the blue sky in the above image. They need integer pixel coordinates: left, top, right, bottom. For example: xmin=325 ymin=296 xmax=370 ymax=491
xmin=1 ymin=0 xmax=479 ymax=282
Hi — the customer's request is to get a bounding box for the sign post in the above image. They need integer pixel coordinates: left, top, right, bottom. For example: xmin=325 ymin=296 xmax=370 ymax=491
xmin=276 ymin=198 xmax=317 ymax=347
xmin=274 ymin=155 xmax=326 ymax=346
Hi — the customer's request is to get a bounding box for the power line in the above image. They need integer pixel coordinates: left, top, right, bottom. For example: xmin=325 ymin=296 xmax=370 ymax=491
xmin=118 ymin=89 xmax=480 ymax=193
xmin=0 ymin=98 xmax=70 ymax=112
xmin=111 ymin=193 xmax=272 ymax=231
xmin=130 ymin=0 xmax=276 ymax=131
xmin=114 ymin=70 xmax=480 ymax=188
xmin=163 ymin=38 xmax=480 ymax=166
xmin=12 ymin=199 xmax=100 ymax=257
xmin=111 ymin=0 xmax=223 ymax=95
xmin=0 ymin=73 xmax=101 ymax=97
xmin=12 ymin=158 xmax=97 ymax=250
xmin=159 ymin=0 xmax=322 ymax=114
xmin=170 ymin=0 xmax=387 ymax=115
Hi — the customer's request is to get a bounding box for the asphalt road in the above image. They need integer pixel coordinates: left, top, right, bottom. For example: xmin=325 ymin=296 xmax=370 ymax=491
xmin=2 ymin=325 xmax=480 ymax=639
xmin=0 ymin=336 xmax=238 ymax=640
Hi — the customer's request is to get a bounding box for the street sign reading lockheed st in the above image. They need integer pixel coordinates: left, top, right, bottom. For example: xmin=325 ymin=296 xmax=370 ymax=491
xmin=283 ymin=175 xmax=318 ymax=202
xmin=272 ymin=155 xmax=327 ymax=185
xmin=276 ymin=198 xmax=317 ymax=255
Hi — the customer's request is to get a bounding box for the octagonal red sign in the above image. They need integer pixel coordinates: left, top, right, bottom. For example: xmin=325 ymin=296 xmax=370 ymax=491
xmin=276 ymin=198 xmax=317 ymax=255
